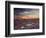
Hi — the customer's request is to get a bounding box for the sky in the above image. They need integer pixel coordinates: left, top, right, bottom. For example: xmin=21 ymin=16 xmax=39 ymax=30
xmin=14 ymin=8 xmax=39 ymax=16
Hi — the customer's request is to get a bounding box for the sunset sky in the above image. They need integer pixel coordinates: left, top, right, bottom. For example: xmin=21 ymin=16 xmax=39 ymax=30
xmin=14 ymin=8 xmax=39 ymax=19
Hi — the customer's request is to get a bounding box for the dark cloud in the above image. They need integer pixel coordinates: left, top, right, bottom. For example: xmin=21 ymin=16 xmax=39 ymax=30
xmin=14 ymin=8 xmax=32 ymax=15
xmin=14 ymin=8 xmax=39 ymax=16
